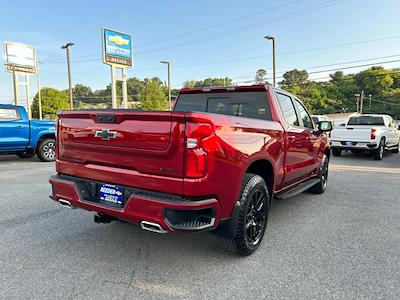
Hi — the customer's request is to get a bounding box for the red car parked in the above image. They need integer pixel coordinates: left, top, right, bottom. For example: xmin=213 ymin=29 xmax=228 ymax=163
xmin=49 ymin=84 xmax=332 ymax=255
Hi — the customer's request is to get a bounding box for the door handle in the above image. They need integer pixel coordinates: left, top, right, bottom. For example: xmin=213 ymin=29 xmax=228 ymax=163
xmin=15 ymin=125 xmax=25 ymax=129
xmin=288 ymin=135 xmax=296 ymax=141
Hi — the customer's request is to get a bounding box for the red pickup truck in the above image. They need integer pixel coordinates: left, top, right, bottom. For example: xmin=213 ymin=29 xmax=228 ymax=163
xmin=49 ymin=84 xmax=332 ymax=256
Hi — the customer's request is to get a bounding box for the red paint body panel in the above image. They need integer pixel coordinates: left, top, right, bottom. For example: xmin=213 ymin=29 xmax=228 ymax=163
xmin=50 ymin=84 xmax=330 ymax=233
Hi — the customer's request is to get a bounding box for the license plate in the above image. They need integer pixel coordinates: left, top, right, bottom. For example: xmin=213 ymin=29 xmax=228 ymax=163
xmin=98 ymin=184 xmax=124 ymax=205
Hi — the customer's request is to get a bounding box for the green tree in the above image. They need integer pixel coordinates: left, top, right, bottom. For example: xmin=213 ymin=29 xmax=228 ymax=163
xmin=355 ymin=66 xmax=394 ymax=96
xmin=280 ymin=69 xmax=309 ymax=86
xmin=138 ymin=78 xmax=169 ymax=111
xmin=255 ymin=69 xmax=268 ymax=84
xmin=32 ymin=88 xmax=70 ymax=119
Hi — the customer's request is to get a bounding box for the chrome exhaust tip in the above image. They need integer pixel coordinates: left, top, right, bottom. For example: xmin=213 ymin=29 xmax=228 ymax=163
xmin=140 ymin=221 xmax=167 ymax=234
xmin=58 ymin=199 xmax=75 ymax=209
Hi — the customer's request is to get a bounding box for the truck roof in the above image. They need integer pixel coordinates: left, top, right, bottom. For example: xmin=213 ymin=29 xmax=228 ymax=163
xmin=0 ymin=104 xmax=23 ymax=109
xmin=179 ymin=84 xmax=271 ymax=94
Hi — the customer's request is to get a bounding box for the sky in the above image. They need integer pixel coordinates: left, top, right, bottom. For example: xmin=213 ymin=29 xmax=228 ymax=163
xmin=0 ymin=0 xmax=400 ymax=104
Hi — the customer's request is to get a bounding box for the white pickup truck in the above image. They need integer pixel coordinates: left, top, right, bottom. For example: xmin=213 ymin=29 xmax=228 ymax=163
xmin=330 ymin=114 xmax=400 ymax=160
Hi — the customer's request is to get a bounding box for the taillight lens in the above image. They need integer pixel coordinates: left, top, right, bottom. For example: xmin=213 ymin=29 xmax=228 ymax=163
xmin=55 ymin=117 xmax=60 ymax=159
xmin=371 ymin=128 xmax=376 ymax=140
xmin=185 ymin=122 xmax=212 ymax=178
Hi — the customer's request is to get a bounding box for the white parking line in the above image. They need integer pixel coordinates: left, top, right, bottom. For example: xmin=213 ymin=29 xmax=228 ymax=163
xmin=331 ymin=164 xmax=400 ymax=174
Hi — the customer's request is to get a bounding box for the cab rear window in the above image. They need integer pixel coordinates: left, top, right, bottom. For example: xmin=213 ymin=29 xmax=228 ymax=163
xmin=174 ymin=91 xmax=272 ymax=121
xmin=348 ymin=116 xmax=384 ymax=126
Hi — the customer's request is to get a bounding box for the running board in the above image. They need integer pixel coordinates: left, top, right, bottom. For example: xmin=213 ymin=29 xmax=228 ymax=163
xmin=276 ymin=178 xmax=320 ymax=200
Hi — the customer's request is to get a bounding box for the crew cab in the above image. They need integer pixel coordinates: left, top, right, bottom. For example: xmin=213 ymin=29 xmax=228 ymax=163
xmin=0 ymin=104 xmax=56 ymax=161
xmin=330 ymin=114 xmax=400 ymax=160
xmin=49 ymin=85 xmax=332 ymax=256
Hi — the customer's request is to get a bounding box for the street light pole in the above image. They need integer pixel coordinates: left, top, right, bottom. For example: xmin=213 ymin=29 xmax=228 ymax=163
xmin=264 ymin=35 xmax=276 ymax=86
xmin=61 ymin=42 xmax=74 ymax=110
xmin=161 ymin=61 xmax=172 ymax=111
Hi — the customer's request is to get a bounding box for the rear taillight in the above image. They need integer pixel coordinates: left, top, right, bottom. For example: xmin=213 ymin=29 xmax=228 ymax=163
xmin=371 ymin=128 xmax=376 ymax=140
xmin=185 ymin=122 xmax=212 ymax=178
xmin=55 ymin=117 xmax=60 ymax=159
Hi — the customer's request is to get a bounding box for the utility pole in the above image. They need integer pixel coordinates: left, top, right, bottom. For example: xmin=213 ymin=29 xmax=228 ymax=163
xmin=36 ymin=62 xmax=43 ymax=120
xmin=61 ymin=42 xmax=74 ymax=109
xmin=368 ymin=94 xmax=372 ymax=110
xmin=160 ymin=61 xmax=172 ymax=110
xmin=359 ymin=90 xmax=365 ymax=114
xmin=355 ymin=93 xmax=360 ymax=113
xmin=264 ymin=35 xmax=276 ymax=86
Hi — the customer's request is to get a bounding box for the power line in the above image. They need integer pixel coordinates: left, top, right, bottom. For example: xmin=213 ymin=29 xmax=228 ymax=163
xmin=43 ymin=0 xmax=349 ymax=63
xmin=136 ymin=0 xmax=305 ymax=48
xmin=43 ymin=34 xmax=400 ymax=66
xmin=230 ymin=59 xmax=400 ymax=82
xmin=135 ymin=0 xmax=349 ymax=56
xmin=232 ymin=69 xmax=400 ymax=84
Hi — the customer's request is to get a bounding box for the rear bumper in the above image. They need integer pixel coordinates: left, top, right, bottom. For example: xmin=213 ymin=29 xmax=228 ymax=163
xmin=49 ymin=175 xmax=221 ymax=233
xmin=330 ymin=140 xmax=378 ymax=150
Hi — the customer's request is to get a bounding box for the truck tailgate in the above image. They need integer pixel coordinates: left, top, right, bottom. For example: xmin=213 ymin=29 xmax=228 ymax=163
xmin=57 ymin=110 xmax=185 ymax=193
xmin=331 ymin=126 xmax=373 ymax=142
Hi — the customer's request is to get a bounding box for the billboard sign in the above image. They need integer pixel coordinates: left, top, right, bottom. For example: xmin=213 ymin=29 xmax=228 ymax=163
xmin=4 ymin=42 xmax=37 ymax=74
xmin=102 ymin=28 xmax=132 ymax=67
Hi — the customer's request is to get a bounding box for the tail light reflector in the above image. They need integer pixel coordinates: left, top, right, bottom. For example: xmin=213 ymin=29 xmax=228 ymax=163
xmin=371 ymin=128 xmax=376 ymax=140
xmin=185 ymin=122 xmax=212 ymax=178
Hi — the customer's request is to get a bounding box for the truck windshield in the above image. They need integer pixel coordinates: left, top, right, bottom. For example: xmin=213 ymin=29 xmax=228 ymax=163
xmin=347 ymin=116 xmax=385 ymax=126
xmin=174 ymin=91 xmax=272 ymax=120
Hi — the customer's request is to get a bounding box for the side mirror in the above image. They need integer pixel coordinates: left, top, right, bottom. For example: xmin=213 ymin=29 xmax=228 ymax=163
xmin=318 ymin=121 xmax=333 ymax=132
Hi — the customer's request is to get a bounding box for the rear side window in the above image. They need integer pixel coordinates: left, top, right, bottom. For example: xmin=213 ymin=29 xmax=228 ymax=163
xmin=0 ymin=108 xmax=19 ymax=121
xmin=174 ymin=91 xmax=272 ymax=121
xmin=276 ymin=93 xmax=299 ymax=126
xmin=348 ymin=116 xmax=384 ymax=126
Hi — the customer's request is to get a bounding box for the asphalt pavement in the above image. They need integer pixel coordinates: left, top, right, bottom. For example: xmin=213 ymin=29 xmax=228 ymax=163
xmin=0 ymin=151 xmax=399 ymax=299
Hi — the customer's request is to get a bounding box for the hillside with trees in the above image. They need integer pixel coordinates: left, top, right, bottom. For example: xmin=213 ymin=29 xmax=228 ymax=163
xmin=32 ymin=66 xmax=400 ymax=119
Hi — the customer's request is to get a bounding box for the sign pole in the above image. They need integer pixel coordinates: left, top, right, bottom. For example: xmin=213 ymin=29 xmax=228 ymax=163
xmin=13 ymin=71 xmax=19 ymax=105
xmin=111 ymin=65 xmax=117 ymax=108
xmin=37 ymin=63 xmax=43 ymax=120
xmin=25 ymin=75 xmax=32 ymax=119
xmin=122 ymin=68 xmax=128 ymax=109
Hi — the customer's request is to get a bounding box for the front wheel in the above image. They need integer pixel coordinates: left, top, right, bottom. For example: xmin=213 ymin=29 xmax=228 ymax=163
xmin=392 ymin=140 xmax=400 ymax=153
xmin=309 ymin=154 xmax=329 ymax=194
xmin=36 ymin=138 xmax=56 ymax=162
xmin=228 ymin=174 xmax=270 ymax=256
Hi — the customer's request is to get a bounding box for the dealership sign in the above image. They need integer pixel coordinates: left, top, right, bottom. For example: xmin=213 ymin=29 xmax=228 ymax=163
xmin=102 ymin=28 xmax=132 ymax=67
xmin=4 ymin=42 xmax=37 ymax=74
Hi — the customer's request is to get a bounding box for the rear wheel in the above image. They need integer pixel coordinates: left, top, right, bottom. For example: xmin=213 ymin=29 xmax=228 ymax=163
xmin=36 ymin=138 xmax=56 ymax=162
xmin=226 ymin=174 xmax=269 ymax=256
xmin=332 ymin=149 xmax=341 ymax=157
xmin=309 ymin=154 xmax=329 ymax=194
xmin=373 ymin=139 xmax=384 ymax=160
xmin=16 ymin=150 xmax=35 ymax=159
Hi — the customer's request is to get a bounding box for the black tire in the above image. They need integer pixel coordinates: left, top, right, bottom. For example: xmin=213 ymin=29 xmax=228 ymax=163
xmin=332 ymin=149 xmax=341 ymax=157
xmin=227 ymin=174 xmax=270 ymax=256
xmin=373 ymin=139 xmax=384 ymax=160
xmin=392 ymin=140 xmax=400 ymax=153
xmin=36 ymin=138 xmax=56 ymax=162
xmin=16 ymin=150 xmax=35 ymax=159
xmin=309 ymin=154 xmax=329 ymax=194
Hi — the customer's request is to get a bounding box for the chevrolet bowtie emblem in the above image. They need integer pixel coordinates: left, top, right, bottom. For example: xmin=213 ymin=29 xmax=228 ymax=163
xmin=95 ymin=129 xmax=117 ymax=141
